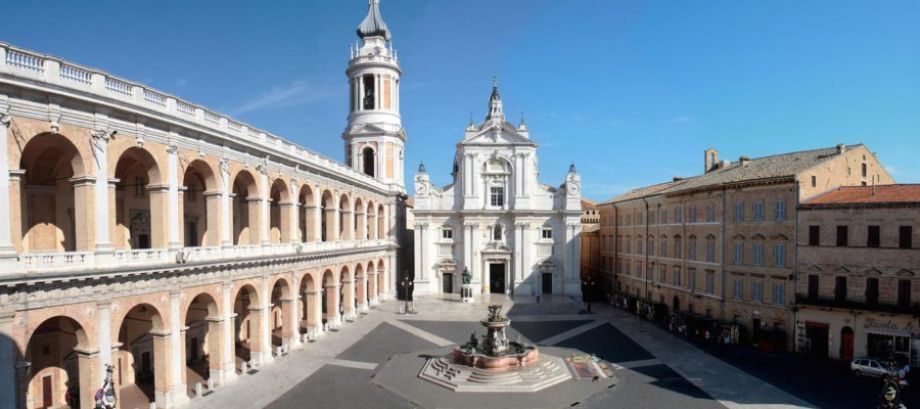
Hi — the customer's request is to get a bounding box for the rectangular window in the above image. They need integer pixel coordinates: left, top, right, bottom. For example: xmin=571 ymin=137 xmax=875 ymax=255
xmin=733 ymin=243 xmax=743 ymax=265
xmin=774 ymin=200 xmax=786 ymax=221
xmin=675 ymin=207 xmax=683 ymax=223
xmin=661 ymin=210 xmax=668 ymax=225
xmin=752 ymin=282 xmax=763 ymax=303
xmin=808 ymin=275 xmax=819 ymax=299
xmin=773 ymin=283 xmax=784 ymax=305
xmin=542 ymin=228 xmax=553 ymax=240
xmin=867 ymin=225 xmax=880 ymax=248
xmin=490 ymin=186 xmax=505 ymax=207
xmin=674 ymin=267 xmax=682 ymax=287
xmin=637 ymin=261 xmax=643 ymax=278
xmin=862 ymin=163 xmax=867 ymax=177
xmin=774 ymin=243 xmax=785 ymax=267
xmin=811 ymin=175 xmax=817 ymax=187
xmin=689 ymin=206 xmax=698 ymax=223
xmin=706 ymin=272 xmax=715 ymax=294
xmin=898 ymin=280 xmax=912 ymax=308
xmin=674 ymin=238 xmax=682 ymax=259
xmin=441 ymin=228 xmax=453 ymax=240
xmin=734 ymin=202 xmax=744 ymax=223
xmin=659 ymin=239 xmax=667 ymax=257
xmin=753 ymin=201 xmax=764 ymax=222
xmin=808 ymin=226 xmax=820 ymax=246
xmin=836 ymin=225 xmax=848 ymax=247
xmin=900 ymin=226 xmax=913 ymax=249
xmin=705 ymin=239 xmax=714 ymax=262
xmin=688 ymin=239 xmax=697 ymax=261
xmin=752 ymin=243 xmax=764 ymax=266
xmin=733 ymin=279 xmax=743 ymax=300
xmin=834 ymin=276 xmax=847 ymax=302
xmin=866 ymin=278 xmax=879 ymax=306
xmin=706 ymin=205 xmax=715 ymax=222
xmin=659 ymin=266 xmax=667 ymax=283
xmin=688 ymin=268 xmax=697 ymax=290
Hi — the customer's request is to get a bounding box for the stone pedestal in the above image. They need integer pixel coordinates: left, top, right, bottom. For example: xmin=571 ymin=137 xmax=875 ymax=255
xmin=460 ymin=284 xmax=474 ymax=303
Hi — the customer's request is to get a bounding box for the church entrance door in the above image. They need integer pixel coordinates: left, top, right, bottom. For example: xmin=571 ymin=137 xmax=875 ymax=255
xmin=489 ymin=263 xmax=505 ymax=294
xmin=442 ymin=273 xmax=453 ymax=294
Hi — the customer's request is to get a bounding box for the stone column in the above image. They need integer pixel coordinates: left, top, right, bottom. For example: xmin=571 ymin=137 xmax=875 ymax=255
xmin=220 ymin=159 xmax=232 ymax=247
xmin=288 ymin=180 xmax=300 ymax=243
xmin=357 ymin=210 xmax=367 ymax=240
xmin=0 ymin=313 xmax=15 ymax=409
xmin=167 ymin=144 xmax=181 ymax=248
xmin=258 ymin=165 xmax=270 ymax=246
xmin=389 ymin=253 xmax=397 ymax=299
xmin=147 ymin=184 xmax=170 ymax=249
xmin=90 ymin=128 xmax=112 ymax=251
xmin=341 ymin=278 xmax=355 ymax=320
xmin=462 ymin=153 xmax=471 ymax=197
xmin=325 ymin=283 xmax=341 ymax=328
xmin=280 ymin=295 xmax=299 ymax=350
xmin=168 ymin=291 xmax=189 ymax=407
xmin=0 ymin=113 xmax=14 ymax=256
xmin=96 ymin=302 xmax=112 ymax=385
xmin=463 ymin=222 xmax=474 ymax=273
xmin=312 ymin=197 xmax=323 ymax=242
xmin=340 ymin=209 xmax=354 ymax=241
xmin=514 ymin=223 xmax=525 ymax=286
xmin=258 ymin=276 xmax=272 ymax=364
xmin=416 ymin=223 xmax=427 ymax=283
xmin=220 ymin=282 xmax=237 ymax=384
xmin=471 ymin=223 xmax=482 ymax=290
xmin=279 ymin=201 xmax=294 ymax=243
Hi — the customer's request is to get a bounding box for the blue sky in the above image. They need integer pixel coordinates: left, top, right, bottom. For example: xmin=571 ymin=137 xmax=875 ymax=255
xmin=3 ymin=0 xmax=918 ymax=201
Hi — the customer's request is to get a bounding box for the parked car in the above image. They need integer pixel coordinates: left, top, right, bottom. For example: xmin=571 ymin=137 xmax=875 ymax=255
xmin=851 ymin=357 xmax=892 ymax=378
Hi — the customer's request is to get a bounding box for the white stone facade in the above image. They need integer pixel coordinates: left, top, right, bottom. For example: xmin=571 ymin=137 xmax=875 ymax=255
xmin=412 ymin=84 xmax=582 ymax=298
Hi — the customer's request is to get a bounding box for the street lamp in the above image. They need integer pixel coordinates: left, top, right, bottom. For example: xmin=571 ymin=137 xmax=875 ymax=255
xmin=583 ymin=276 xmax=597 ymax=314
xmin=401 ymin=276 xmax=416 ymax=314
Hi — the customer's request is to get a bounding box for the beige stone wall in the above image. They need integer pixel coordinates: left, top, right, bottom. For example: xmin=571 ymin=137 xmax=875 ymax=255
xmin=799 ymin=145 xmax=894 ymax=201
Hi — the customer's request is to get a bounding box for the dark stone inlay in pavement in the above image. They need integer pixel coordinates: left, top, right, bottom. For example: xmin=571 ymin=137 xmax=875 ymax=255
xmin=557 ymin=323 xmax=654 ymax=364
xmin=264 ymin=365 xmax=412 ymax=409
xmin=511 ymin=320 xmax=593 ymax=343
xmin=336 ymin=322 xmax=439 ymax=364
xmin=631 ymin=364 xmax=712 ymax=400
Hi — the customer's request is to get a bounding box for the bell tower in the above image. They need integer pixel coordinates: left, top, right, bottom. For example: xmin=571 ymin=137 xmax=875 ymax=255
xmin=343 ymin=0 xmax=405 ymax=191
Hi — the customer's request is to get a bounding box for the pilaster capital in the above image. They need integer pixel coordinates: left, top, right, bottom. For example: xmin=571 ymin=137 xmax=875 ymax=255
xmin=515 ymin=222 xmax=530 ymax=229
xmin=0 ymin=112 xmax=10 ymax=128
xmin=219 ymin=158 xmax=231 ymax=176
xmin=166 ymin=144 xmax=180 ymax=155
xmin=415 ymin=222 xmax=428 ymax=230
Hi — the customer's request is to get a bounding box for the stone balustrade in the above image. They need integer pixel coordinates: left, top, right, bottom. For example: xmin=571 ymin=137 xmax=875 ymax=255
xmin=8 ymin=239 xmax=394 ymax=277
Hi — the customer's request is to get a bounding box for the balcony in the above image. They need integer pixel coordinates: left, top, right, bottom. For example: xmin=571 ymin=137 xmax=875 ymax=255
xmin=795 ymin=293 xmax=920 ymax=315
xmin=4 ymin=239 xmax=395 ymax=278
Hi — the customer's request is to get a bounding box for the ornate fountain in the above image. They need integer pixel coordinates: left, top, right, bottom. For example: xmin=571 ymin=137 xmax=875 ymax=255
xmin=418 ymin=305 xmax=572 ymax=392
xmin=452 ymin=305 xmax=539 ymax=369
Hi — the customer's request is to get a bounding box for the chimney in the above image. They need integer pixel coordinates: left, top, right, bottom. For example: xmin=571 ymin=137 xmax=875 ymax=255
xmin=704 ymin=148 xmax=719 ymax=173
xmin=739 ymin=156 xmax=751 ymax=166
xmin=673 ymin=176 xmax=685 ymax=182
xmin=837 ymin=144 xmax=846 ymax=154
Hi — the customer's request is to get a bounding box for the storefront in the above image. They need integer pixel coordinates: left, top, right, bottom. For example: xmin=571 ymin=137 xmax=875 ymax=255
xmin=796 ymin=307 xmax=920 ymax=366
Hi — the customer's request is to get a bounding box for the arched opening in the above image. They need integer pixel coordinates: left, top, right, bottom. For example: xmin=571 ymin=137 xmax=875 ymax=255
xmin=181 ymin=160 xmax=218 ymax=247
xmin=115 ymin=303 xmax=167 ymax=409
xmin=377 ymin=259 xmax=386 ymax=297
xmin=377 ymin=204 xmax=386 ymax=239
xmin=233 ymin=285 xmax=262 ymax=369
xmin=269 ymin=278 xmax=293 ymax=351
xmin=114 ymin=147 xmax=163 ymax=250
xmin=362 ymin=147 xmax=375 ymax=178
xmin=269 ymin=179 xmax=289 ymax=244
xmin=339 ymin=194 xmax=352 ymax=240
xmin=299 ymin=274 xmax=318 ymax=336
xmin=340 ymin=266 xmax=354 ymax=318
xmin=18 ymin=133 xmax=87 ymax=253
xmin=367 ymin=261 xmax=378 ymax=304
xmin=321 ymin=270 xmax=338 ymax=325
xmin=298 ymin=185 xmax=315 ymax=242
xmin=367 ymin=201 xmax=377 ymax=240
xmin=231 ymin=171 xmax=259 ymax=245
xmin=354 ymin=198 xmax=365 ymax=240
xmin=841 ymin=326 xmax=855 ymax=361
xmin=24 ymin=316 xmax=91 ymax=409
xmin=355 ymin=263 xmax=366 ymax=311
xmin=184 ymin=293 xmax=220 ymax=394
xmin=320 ymin=191 xmax=335 ymax=242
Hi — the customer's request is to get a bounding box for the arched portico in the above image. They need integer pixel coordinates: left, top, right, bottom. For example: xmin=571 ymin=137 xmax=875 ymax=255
xmin=355 ymin=263 xmax=368 ymax=312
xmin=23 ymin=316 xmax=94 ymax=409
xmin=298 ymin=185 xmax=317 ymax=242
xmin=114 ymin=303 xmax=169 ymax=409
xmin=183 ymin=292 xmax=222 ymax=396
xmin=231 ymin=171 xmax=260 ymax=245
xmin=367 ymin=261 xmax=379 ymax=306
xmin=299 ymin=273 xmax=322 ymax=338
xmin=113 ymin=147 xmax=165 ymax=250
xmin=181 ymin=160 xmax=219 ymax=247
xmin=321 ymin=269 xmax=340 ymax=327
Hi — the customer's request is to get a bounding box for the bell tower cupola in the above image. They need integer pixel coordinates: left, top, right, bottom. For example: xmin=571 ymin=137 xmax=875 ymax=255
xmin=343 ymin=0 xmax=406 ymax=191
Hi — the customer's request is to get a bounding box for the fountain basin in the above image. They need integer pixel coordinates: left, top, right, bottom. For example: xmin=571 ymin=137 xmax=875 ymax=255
xmin=452 ymin=346 xmax=539 ymax=370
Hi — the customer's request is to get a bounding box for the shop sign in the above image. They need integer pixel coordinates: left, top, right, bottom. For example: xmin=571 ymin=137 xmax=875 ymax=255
xmin=864 ymin=318 xmax=915 ymax=333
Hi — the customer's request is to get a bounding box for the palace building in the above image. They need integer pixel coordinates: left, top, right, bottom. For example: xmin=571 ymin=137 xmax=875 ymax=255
xmin=412 ymin=83 xmax=582 ymax=298
xmin=0 ymin=1 xmax=406 ymax=408
xmin=597 ymin=144 xmax=893 ymax=351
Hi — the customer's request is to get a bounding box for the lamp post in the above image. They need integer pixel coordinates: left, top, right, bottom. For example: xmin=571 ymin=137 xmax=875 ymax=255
xmin=401 ymin=276 xmax=415 ymax=314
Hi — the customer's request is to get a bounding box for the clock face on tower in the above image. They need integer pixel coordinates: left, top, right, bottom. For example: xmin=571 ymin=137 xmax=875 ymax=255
xmin=567 ymin=179 xmax=580 ymax=195
xmin=415 ymin=181 xmax=428 ymax=196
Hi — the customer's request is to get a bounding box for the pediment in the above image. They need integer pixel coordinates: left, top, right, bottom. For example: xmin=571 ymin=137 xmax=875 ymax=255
xmin=462 ymin=122 xmax=535 ymax=146
xmin=835 ymin=265 xmax=851 ymax=274
xmin=349 ymin=123 xmax=388 ymax=135
xmin=805 ymin=264 xmax=822 ymax=272
xmin=481 ymin=241 xmax=512 ymax=253
xmin=896 ymin=269 xmax=915 ymax=277
xmin=863 ymin=267 xmax=884 ymax=276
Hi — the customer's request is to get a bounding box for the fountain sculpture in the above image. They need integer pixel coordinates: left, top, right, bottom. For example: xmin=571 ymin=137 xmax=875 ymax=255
xmin=453 ymin=305 xmax=539 ymax=369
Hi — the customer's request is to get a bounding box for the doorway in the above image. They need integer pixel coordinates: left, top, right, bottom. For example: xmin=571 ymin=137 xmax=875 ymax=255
xmin=805 ymin=322 xmax=830 ymax=358
xmin=489 ymin=263 xmax=505 ymax=294
xmin=542 ymin=273 xmax=553 ymax=294
xmin=442 ymin=273 xmax=454 ymax=294
xmin=42 ymin=375 xmax=52 ymax=408
xmin=841 ymin=326 xmax=854 ymax=361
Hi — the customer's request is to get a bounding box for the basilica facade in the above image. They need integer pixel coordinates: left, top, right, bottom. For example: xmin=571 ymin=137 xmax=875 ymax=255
xmin=412 ymin=84 xmax=582 ymax=298
xmin=0 ymin=1 xmax=406 ymax=408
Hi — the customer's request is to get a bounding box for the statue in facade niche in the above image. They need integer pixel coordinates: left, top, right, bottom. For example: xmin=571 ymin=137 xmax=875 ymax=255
xmin=462 ymin=267 xmax=471 ymax=285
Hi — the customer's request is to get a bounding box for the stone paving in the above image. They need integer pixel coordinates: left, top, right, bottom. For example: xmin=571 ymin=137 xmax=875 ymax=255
xmin=188 ymin=295 xmax=816 ymax=409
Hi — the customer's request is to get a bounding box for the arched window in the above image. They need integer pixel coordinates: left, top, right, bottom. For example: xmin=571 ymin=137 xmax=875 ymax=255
xmin=362 ymin=147 xmax=375 ymax=178
xmin=493 ymin=224 xmax=503 ymax=241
